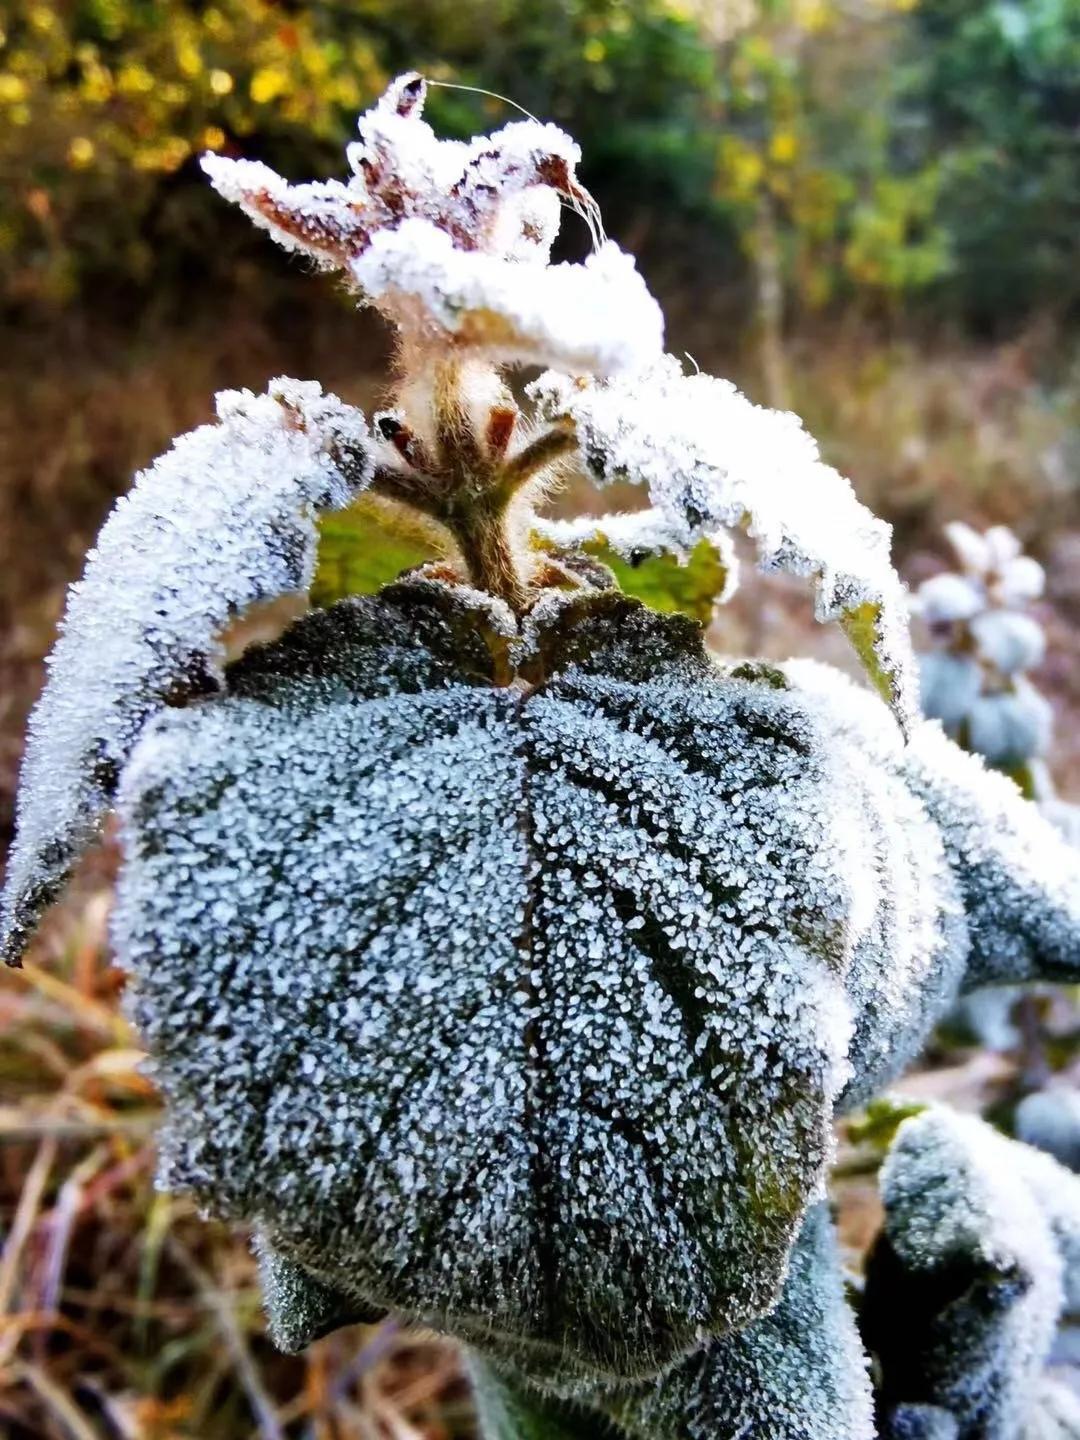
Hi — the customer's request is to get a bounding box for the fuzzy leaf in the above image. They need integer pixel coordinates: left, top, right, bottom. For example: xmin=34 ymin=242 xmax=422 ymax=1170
xmin=113 ymin=581 xmax=976 ymax=1382
xmin=0 ymin=379 xmax=375 ymax=966
xmin=532 ymin=361 xmax=918 ymax=732
xmin=782 ymin=658 xmax=1080 ymax=992
xmin=864 ymin=1107 xmax=1080 ymax=1439
xmin=603 ymin=1205 xmax=874 ymax=1440
xmin=469 ymin=1356 xmax=622 ymax=1440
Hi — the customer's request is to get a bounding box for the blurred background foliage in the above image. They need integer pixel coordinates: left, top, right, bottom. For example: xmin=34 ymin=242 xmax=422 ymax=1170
xmin=0 ymin=0 xmax=1076 ymax=322
xmin=4 ymin=1 xmax=1080 ymax=1437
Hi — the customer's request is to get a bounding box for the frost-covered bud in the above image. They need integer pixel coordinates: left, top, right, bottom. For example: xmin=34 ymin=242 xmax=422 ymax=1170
xmin=865 ymin=1108 xmax=1080 ymax=1440
xmin=1015 ymin=1090 xmax=1080 ymax=1173
xmin=915 ymin=572 xmax=983 ymax=626
xmin=201 ymin=75 xmax=662 ymax=376
xmin=966 ymin=681 xmax=1053 ymax=767
xmin=918 ymin=652 xmax=983 ymax=736
xmin=969 ymin=610 xmax=1046 ymax=675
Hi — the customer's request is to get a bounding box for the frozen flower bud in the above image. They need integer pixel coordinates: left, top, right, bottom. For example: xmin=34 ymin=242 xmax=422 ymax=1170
xmin=918 ymin=652 xmax=983 ymax=736
xmin=915 ymin=572 xmax=983 ymax=626
xmin=966 ymin=682 xmax=1053 ymax=767
xmin=969 ymin=609 xmax=1046 ymax=675
xmin=201 ymin=75 xmax=662 ymax=376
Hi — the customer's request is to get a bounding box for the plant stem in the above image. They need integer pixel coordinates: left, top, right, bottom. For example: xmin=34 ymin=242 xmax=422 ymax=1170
xmin=448 ymin=500 xmax=529 ymax=613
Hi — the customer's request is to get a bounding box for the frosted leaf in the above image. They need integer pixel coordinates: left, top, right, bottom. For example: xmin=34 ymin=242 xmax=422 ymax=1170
xmin=783 ymin=659 xmax=1080 ymax=991
xmin=531 ymin=359 xmax=917 ymax=729
xmin=0 ymin=379 xmax=374 ymax=966
xmin=256 ymin=1239 xmax=385 ymax=1352
xmin=601 ymin=1205 xmax=874 ymax=1440
xmin=865 ymin=1107 xmax=1080 ymax=1439
xmin=113 ymin=581 xmax=994 ymax=1382
xmin=202 ymin=75 xmax=662 ymax=377
xmin=902 ymin=721 xmax=1080 ymax=987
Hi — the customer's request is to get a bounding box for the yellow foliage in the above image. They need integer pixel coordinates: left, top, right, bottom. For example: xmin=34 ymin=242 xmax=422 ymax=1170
xmin=769 ymin=129 xmax=799 ymax=165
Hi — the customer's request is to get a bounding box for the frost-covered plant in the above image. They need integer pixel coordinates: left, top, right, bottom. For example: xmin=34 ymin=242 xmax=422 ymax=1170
xmin=864 ymin=1107 xmax=1080 ymax=1439
xmin=5 ymin=74 xmax=1080 ymax=1439
xmin=915 ymin=522 xmax=1051 ymax=776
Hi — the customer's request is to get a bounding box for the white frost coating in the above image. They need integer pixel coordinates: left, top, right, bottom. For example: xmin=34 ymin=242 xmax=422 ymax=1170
xmin=611 ymin=1206 xmax=874 ymax=1440
xmin=112 ymin=586 xmax=986 ymax=1385
xmin=0 ymin=378 xmax=374 ymax=965
xmin=532 ymin=359 xmax=916 ymax=728
xmin=349 ymin=221 xmax=661 ymax=375
xmin=783 ymin=657 xmax=1080 ymax=992
xmin=873 ymin=1108 xmax=1080 ymax=1439
xmin=201 ymin=74 xmax=663 ymax=377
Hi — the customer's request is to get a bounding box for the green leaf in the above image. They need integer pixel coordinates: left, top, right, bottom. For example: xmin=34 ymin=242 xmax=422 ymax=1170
xmin=840 ymin=601 xmax=899 ymax=712
xmin=311 ymin=498 xmax=436 ymax=608
xmin=845 ymin=1097 xmax=927 ymax=1154
xmin=585 ymin=535 xmax=732 ymax=625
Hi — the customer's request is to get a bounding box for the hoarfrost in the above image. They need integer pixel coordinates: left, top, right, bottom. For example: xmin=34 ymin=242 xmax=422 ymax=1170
xmin=866 ymin=1107 xmax=1080 ymax=1439
xmin=532 ymin=360 xmax=917 ymax=730
xmin=111 ymin=582 xmax=1080 ymax=1390
xmin=202 ymin=74 xmax=662 ymax=377
xmin=605 ymin=1205 xmax=874 ymax=1440
xmin=0 ymin=379 xmax=374 ymax=965
xmin=781 ymin=659 xmax=1080 ymax=992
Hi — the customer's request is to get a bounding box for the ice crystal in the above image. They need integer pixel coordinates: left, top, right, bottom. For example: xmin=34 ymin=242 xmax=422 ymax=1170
xmin=0 ymin=380 xmax=374 ymax=965
xmin=202 ymin=74 xmax=662 ymax=376
xmin=532 ymin=360 xmax=917 ymax=729
xmin=865 ymin=1107 xmax=1080 ymax=1439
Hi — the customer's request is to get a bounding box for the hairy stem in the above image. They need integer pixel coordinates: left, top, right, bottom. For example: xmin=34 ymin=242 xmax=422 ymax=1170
xmin=449 ymin=501 xmax=529 ymax=612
